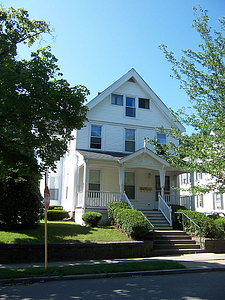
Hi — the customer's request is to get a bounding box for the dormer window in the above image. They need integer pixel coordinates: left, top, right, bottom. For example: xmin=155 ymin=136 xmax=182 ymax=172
xmin=126 ymin=97 xmax=136 ymax=117
xmin=111 ymin=94 xmax=123 ymax=106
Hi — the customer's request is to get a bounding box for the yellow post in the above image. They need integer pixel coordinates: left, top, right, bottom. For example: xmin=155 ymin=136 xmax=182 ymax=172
xmin=45 ymin=208 xmax=47 ymax=270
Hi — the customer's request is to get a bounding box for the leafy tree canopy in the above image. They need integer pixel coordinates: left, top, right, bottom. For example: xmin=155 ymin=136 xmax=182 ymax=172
xmin=0 ymin=7 xmax=89 ymax=179
xmin=151 ymin=6 xmax=225 ymax=194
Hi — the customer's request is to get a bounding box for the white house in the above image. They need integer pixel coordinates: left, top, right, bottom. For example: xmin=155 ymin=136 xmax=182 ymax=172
xmin=180 ymin=172 xmax=225 ymax=215
xmin=45 ymin=69 xmax=191 ymax=226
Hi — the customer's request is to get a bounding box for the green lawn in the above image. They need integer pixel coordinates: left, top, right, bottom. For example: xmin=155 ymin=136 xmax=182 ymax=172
xmin=0 ymin=261 xmax=185 ymax=280
xmin=0 ymin=221 xmax=132 ymax=244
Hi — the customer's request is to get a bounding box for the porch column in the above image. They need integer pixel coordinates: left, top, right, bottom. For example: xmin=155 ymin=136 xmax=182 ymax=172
xmin=159 ymin=166 xmax=166 ymax=198
xmin=119 ymin=165 xmax=125 ymax=201
xmin=83 ymin=159 xmax=89 ymax=212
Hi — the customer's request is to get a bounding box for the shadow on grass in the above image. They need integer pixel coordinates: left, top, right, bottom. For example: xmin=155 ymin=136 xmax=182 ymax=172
xmin=1 ymin=222 xmax=99 ymax=244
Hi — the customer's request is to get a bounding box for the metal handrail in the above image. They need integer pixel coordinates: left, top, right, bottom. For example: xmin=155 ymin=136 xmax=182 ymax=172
xmin=140 ymin=211 xmax=155 ymax=246
xmin=175 ymin=212 xmax=202 ymax=249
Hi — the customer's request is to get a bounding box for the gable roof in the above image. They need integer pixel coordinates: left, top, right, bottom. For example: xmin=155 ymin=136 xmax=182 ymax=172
xmin=87 ymin=68 xmax=185 ymax=132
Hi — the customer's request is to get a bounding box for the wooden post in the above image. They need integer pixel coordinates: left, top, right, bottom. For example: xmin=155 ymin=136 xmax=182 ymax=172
xmin=45 ymin=208 xmax=47 ymax=270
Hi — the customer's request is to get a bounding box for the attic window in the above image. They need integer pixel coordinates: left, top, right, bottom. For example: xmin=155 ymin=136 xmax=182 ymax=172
xmin=111 ymin=94 xmax=123 ymax=106
xmin=139 ymin=98 xmax=150 ymax=109
xmin=128 ymin=77 xmax=135 ymax=83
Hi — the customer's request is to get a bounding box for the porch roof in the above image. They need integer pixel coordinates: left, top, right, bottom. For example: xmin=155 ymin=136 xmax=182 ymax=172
xmin=77 ymin=149 xmax=128 ymax=162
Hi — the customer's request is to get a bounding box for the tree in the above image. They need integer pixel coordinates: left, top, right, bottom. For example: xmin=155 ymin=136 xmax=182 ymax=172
xmin=0 ymin=7 xmax=89 ymax=228
xmin=0 ymin=7 xmax=89 ymax=179
xmin=156 ymin=6 xmax=225 ymax=194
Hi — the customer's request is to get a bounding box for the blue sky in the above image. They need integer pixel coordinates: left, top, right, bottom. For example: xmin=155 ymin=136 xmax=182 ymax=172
xmin=3 ymin=0 xmax=225 ymax=126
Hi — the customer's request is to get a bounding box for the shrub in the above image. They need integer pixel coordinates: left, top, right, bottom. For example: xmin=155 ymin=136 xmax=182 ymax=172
xmin=107 ymin=201 xmax=131 ymax=223
xmin=47 ymin=210 xmax=68 ymax=221
xmin=214 ymin=218 xmax=225 ymax=238
xmin=49 ymin=205 xmax=63 ymax=211
xmin=170 ymin=205 xmax=188 ymax=230
xmin=82 ymin=212 xmax=102 ymax=227
xmin=107 ymin=201 xmax=152 ymax=240
xmin=176 ymin=209 xmax=218 ymax=238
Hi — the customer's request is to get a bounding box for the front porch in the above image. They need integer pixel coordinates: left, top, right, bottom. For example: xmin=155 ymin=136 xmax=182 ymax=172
xmin=74 ymin=147 xmax=191 ymax=226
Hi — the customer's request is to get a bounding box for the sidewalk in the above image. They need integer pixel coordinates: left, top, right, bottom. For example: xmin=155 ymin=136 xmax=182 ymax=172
xmin=1 ymin=253 xmax=225 ymax=270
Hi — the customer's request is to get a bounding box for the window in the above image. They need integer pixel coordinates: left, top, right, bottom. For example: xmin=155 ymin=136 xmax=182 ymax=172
xmin=125 ymin=129 xmax=135 ymax=152
xmin=197 ymin=195 xmax=204 ymax=208
xmin=126 ymin=97 xmax=136 ymax=117
xmin=90 ymin=125 xmax=102 ymax=149
xmin=111 ymin=94 xmax=123 ymax=106
xmin=89 ymin=170 xmax=100 ymax=191
xmin=49 ymin=188 xmax=59 ymax=200
xmin=125 ymin=172 xmax=135 ymax=199
xmin=156 ymin=133 xmax=166 ymax=155
xmin=139 ymin=98 xmax=149 ymax=109
xmin=213 ymin=193 xmax=223 ymax=210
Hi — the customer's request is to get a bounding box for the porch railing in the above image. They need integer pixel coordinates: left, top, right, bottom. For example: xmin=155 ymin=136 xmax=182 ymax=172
xmin=123 ymin=191 xmax=134 ymax=209
xmin=158 ymin=194 xmax=172 ymax=226
xmin=164 ymin=194 xmax=193 ymax=210
xmin=85 ymin=191 xmax=121 ymax=207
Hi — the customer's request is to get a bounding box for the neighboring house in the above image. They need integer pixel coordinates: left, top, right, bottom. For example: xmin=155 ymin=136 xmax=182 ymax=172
xmin=180 ymin=172 xmax=225 ymax=215
xmin=43 ymin=68 xmax=189 ymax=225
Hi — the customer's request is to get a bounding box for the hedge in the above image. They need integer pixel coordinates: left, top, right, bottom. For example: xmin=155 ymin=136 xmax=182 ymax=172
xmin=47 ymin=210 xmax=68 ymax=221
xmin=107 ymin=202 xmax=152 ymax=240
xmin=176 ymin=209 xmax=218 ymax=238
xmin=48 ymin=205 xmax=63 ymax=211
xmin=107 ymin=201 xmax=131 ymax=223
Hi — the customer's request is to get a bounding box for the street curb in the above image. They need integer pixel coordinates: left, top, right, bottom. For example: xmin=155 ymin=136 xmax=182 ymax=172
xmin=1 ymin=267 xmax=225 ymax=285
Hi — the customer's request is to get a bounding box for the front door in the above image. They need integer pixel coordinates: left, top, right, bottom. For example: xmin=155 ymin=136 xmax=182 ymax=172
xmin=155 ymin=175 xmax=170 ymax=202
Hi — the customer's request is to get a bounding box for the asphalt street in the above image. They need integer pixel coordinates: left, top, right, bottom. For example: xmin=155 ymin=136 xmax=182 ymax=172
xmin=1 ymin=271 xmax=225 ymax=300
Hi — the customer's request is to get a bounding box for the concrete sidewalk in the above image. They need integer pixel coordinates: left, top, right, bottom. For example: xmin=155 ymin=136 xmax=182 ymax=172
xmin=1 ymin=253 xmax=225 ymax=270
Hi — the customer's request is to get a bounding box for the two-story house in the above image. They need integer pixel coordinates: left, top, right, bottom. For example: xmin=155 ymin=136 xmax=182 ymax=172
xmin=44 ymin=69 xmax=189 ymax=226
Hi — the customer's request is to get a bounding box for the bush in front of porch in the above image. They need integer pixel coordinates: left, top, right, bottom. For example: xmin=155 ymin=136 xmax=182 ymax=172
xmin=107 ymin=202 xmax=152 ymax=240
xmin=82 ymin=212 xmax=102 ymax=227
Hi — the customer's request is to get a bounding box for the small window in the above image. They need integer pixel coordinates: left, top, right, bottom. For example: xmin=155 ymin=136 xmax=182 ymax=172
xmin=126 ymin=97 xmax=136 ymax=117
xmin=111 ymin=94 xmax=123 ymax=106
xmin=90 ymin=125 xmax=101 ymax=149
xmin=125 ymin=129 xmax=135 ymax=152
xmin=139 ymin=98 xmax=149 ymax=109
xmin=89 ymin=170 xmax=100 ymax=191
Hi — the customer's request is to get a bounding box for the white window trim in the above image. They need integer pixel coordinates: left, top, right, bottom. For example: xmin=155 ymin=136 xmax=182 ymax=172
xmin=89 ymin=124 xmax=104 ymax=150
xmin=124 ymin=127 xmax=136 ymax=152
xmin=124 ymin=95 xmax=138 ymax=119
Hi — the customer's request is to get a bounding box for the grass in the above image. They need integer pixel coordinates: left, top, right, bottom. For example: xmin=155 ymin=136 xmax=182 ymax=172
xmin=0 ymin=221 xmax=132 ymax=244
xmin=0 ymin=261 xmax=185 ymax=280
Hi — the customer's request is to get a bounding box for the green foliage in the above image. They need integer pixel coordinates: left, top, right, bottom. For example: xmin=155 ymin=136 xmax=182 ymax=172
xmin=0 ymin=7 xmax=89 ymax=179
xmin=82 ymin=212 xmax=102 ymax=227
xmin=49 ymin=205 xmax=63 ymax=211
xmin=107 ymin=202 xmax=151 ymax=240
xmin=47 ymin=210 xmax=68 ymax=221
xmin=171 ymin=205 xmax=188 ymax=230
xmin=107 ymin=201 xmax=131 ymax=222
xmin=155 ymin=6 xmax=225 ymax=193
xmin=0 ymin=175 xmax=43 ymax=229
xmin=176 ymin=209 xmax=218 ymax=238
xmin=214 ymin=218 xmax=225 ymax=238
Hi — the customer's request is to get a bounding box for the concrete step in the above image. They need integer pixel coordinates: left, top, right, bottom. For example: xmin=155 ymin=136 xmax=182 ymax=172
xmin=153 ymin=248 xmax=205 ymax=256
